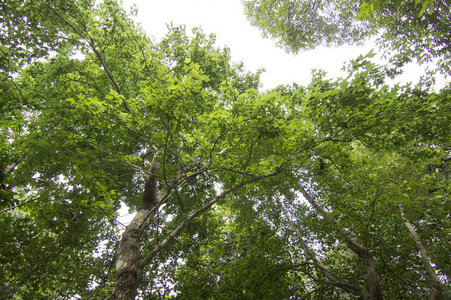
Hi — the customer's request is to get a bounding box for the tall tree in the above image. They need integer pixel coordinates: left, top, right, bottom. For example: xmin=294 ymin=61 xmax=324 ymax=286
xmin=137 ymin=61 xmax=451 ymax=299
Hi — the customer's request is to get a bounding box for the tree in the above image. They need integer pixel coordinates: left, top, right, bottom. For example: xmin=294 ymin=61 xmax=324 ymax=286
xmin=2 ymin=0 xmax=450 ymax=299
xmin=268 ymin=126 xmax=451 ymax=299
xmin=1 ymin=1 xmax=300 ymax=298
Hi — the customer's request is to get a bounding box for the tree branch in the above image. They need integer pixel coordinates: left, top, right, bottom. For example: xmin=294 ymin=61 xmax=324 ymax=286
xmin=0 ymin=198 xmax=38 ymax=215
xmin=401 ymin=209 xmax=443 ymax=299
xmin=298 ymin=183 xmax=364 ymax=254
xmin=136 ymin=165 xmax=208 ymax=235
xmin=39 ymin=0 xmax=133 ymax=114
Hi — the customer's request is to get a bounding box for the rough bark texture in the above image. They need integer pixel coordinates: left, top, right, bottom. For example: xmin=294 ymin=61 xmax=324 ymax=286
xmin=107 ymin=153 xmax=162 ymax=300
xmin=359 ymin=252 xmax=383 ymax=300
xmin=107 ymin=165 xmax=282 ymax=299
xmin=108 ymin=199 xmax=155 ymax=299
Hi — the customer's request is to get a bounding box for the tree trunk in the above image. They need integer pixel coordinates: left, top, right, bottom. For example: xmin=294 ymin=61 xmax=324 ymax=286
xmin=298 ymin=183 xmax=383 ymax=300
xmin=107 ymin=209 xmax=151 ymax=300
xmin=106 ymin=156 xmax=282 ymax=299
xmin=107 ymin=153 xmax=162 ymax=300
xmin=402 ymin=211 xmax=443 ymax=300
xmin=359 ymin=252 xmax=383 ymax=300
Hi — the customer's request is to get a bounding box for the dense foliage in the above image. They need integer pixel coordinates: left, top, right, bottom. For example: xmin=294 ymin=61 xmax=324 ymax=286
xmin=1 ymin=0 xmax=450 ymax=299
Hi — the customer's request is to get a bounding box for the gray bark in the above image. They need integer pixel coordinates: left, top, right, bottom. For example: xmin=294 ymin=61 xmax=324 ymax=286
xmin=108 ymin=151 xmax=168 ymax=300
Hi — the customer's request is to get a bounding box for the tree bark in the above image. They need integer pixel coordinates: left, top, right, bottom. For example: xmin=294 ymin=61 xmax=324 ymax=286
xmin=1 ymin=162 xmax=19 ymax=175
xmin=280 ymin=202 xmax=370 ymax=299
xmin=401 ymin=211 xmax=442 ymax=300
xmin=107 ymin=208 xmax=153 ymax=300
xmin=107 ymin=152 xmax=163 ymax=300
xmin=359 ymin=251 xmax=383 ymax=300
xmin=298 ymin=183 xmax=383 ymax=300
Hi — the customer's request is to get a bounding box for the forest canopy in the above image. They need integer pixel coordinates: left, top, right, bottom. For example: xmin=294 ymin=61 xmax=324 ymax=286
xmin=1 ymin=0 xmax=450 ymax=299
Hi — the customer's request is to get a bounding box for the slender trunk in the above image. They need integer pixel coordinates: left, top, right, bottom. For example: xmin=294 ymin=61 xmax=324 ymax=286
xmin=401 ymin=211 xmax=442 ymax=300
xmin=280 ymin=202 xmax=370 ymax=299
xmin=298 ymin=183 xmax=383 ymax=300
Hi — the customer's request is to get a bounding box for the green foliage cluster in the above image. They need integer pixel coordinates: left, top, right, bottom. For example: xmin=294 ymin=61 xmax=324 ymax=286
xmin=243 ymin=0 xmax=370 ymax=52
